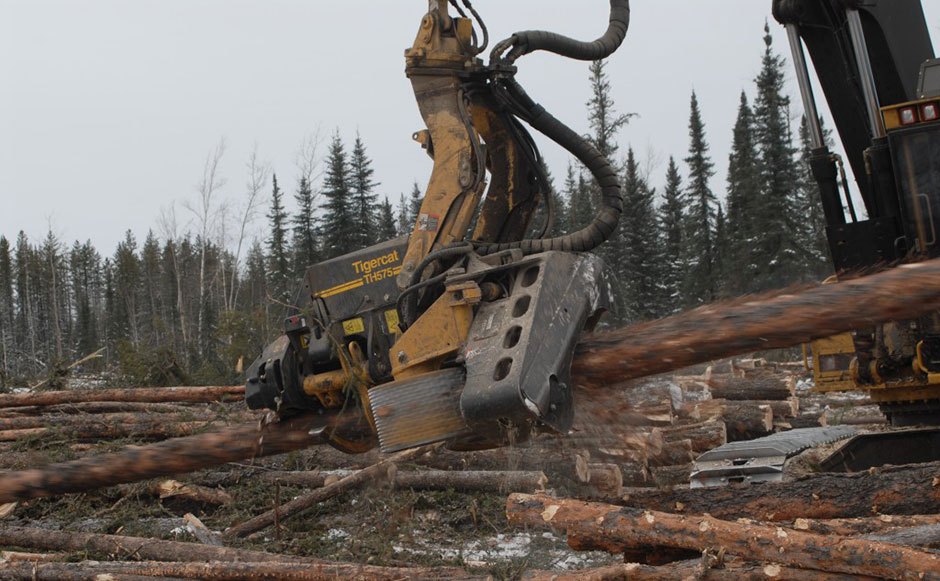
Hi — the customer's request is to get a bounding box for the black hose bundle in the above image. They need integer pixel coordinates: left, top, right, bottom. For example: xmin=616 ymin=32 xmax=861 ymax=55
xmin=474 ymin=0 xmax=629 ymax=256
xmin=490 ymin=0 xmax=630 ymax=64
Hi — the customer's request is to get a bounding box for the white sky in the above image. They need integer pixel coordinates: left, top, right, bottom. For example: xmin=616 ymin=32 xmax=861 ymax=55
xmin=2 ymin=1 xmax=939 ymax=253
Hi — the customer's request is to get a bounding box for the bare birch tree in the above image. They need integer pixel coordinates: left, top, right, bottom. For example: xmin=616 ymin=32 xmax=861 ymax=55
xmin=227 ymin=144 xmax=269 ymax=311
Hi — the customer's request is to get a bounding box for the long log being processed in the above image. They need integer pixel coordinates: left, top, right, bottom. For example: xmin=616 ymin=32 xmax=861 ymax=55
xmin=506 ymin=493 xmax=940 ymax=579
xmin=571 ymin=259 xmax=940 ymax=386
xmin=617 ymin=461 xmax=940 ymax=521
xmin=0 ymin=412 xmax=370 ymax=504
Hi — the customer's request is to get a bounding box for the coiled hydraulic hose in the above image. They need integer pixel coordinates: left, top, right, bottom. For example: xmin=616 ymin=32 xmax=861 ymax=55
xmin=474 ymin=0 xmax=629 ymax=256
xmin=490 ymin=0 xmax=630 ymax=64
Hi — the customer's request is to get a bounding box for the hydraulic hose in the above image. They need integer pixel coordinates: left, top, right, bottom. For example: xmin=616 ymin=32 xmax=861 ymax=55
xmin=490 ymin=0 xmax=630 ymax=64
xmin=476 ymin=77 xmax=622 ymax=256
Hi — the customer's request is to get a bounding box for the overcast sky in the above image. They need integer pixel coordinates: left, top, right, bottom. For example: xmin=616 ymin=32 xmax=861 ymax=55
xmin=2 ymin=1 xmax=939 ymax=253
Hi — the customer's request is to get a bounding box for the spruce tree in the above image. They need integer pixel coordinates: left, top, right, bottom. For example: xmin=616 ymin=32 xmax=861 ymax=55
xmin=680 ymin=91 xmax=718 ymax=307
xmin=586 ymin=60 xmax=631 ymax=161
xmin=266 ymin=173 xmax=291 ymax=298
xmin=349 ymin=132 xmax=379 ymax=249
xmin=752 ymin=23 xmax=805 ymax=288
xmin=0 ymin=236 xmax=12 ymax=384
xmin=407 ymin=181 xmax=423 ymax=226
xmin=714 ymin=202 xmax=728 ymax=295
xmin=377 ymin=197 xmax=399 ymax=241
xmin=658 ymin=157 xmax=685 ymax=313
xmin=725 ymin=91 xmax=762 ymax=295
xmin=565 ymin=163 xmax=595 ymax=232
xmin=320 ymin=132 xmax=355 ymax=259
xmin=291 ymin=176 xmax=318 ymax=273
xmin=397 ymin=193 xmax=411 ymax=237
xmin=619 ymin=148 xmax=661 ymax=322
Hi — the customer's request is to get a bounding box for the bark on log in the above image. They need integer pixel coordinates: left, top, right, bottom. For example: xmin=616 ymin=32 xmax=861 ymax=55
xmin=789 ymin=514 xmax=940 ymax=536
xmin=648 ymin=439 xmax=694 ymax=468
xmin=223 ymin=446 xmax=426 ymax=539
xmin=0 ymin=560 xmax=478 ymax=581
xmin=0 ymin=412 xmax=370 ymax=504
xmin=576 ymin=462 xmax=623 ymax=499
xmin=522 ymin=560 xmax=876 ymax=580
xmin=0 ymin=421 xmax=213 ymax=442
xmin=707 ymin=377 xmax=795 ymax=401
xmin=0 ymin=410 xmax=250 ymax=431
xmin=719 ymin=403 xmax=773 ymax=441
xmin=865 ymin=524 xmax=940 ymax=550
xmin=507 ymin=493 xmax=940 ymax=579
xmin=660 ymin=421 xmax=726 ymax=453
xmin=256 ymin=469 xmax=548 ymax=493
xmin=649 ymin=464 xmax=692 ymax=488
xmin=572 ymin=259 xmax=940 ymax=386
xmin=0 ymin=526 xmax=469 ymax=579
xmin=618 ymin=461 xmax=940 ymax=521
xmin=0 ymin=385 xmax=245 ymax=408
xmin=0 ymin=402 xmax=200 ymax=417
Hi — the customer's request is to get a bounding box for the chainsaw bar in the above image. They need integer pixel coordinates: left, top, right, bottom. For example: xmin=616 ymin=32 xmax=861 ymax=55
xmin=369 ymin=367 xmax=471 ymax=452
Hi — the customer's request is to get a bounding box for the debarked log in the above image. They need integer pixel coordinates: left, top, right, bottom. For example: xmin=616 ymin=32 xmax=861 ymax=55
xmin=617 ymin=461 xmax=940 ymax=521
xmin=506 ymin=493 xmax=940 ymax=579
xmin=0 ymin=412 xmax=371 ymax=504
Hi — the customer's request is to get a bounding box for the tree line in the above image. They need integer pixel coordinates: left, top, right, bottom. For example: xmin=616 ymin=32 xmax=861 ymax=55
xmin=0 ymin=24 xmax=832 ymax=387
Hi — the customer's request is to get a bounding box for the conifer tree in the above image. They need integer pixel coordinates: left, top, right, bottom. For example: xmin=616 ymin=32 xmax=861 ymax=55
xmin=140 ymin=231 xmax=163 ymax=346
xmin=320 ymin=131 xmax=355 ymax=259
xmin=113 ymin=230 xmax=141 ymax=346
xmin=680 ymin=91 xmax=718 ymax=307
xmin=725 ymin=91 xmax=762 ymax=295
xmin=349 ymin=132 xmax=379 ymax=249
xmin=565 ymin=164 xmax=595 ymax=232
xmin=70 ymin=240 xmax=100 ymax=357
xmin=658 ymin=157 xmax=685 ymax=313
xmin=619 ymin=148 xmax=661 ymax=322
xmin=752 ymin=24 xmax=805 ymax=288
xmin=714 ymin=202 xmax=728 ymax=295
xmin=397 ymin=194 xmax=411 ymax=237
xmin=407 ymin=181 xmax=423 ymax=225
xmin=377 ymin=197 xmax=399 ymax=241
xmin=266 ymin=174 xmax=291 ymax=298
xmin=0 ymin=236 xmax=12 ymax=384
xmin=291 ymin=176 xmax=318 ymax=273
xmin=586 ymin=60 xmax=632 ymax=162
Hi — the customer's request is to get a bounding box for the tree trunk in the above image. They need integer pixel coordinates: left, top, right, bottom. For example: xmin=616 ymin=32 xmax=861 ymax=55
xmin=660 ymin=421 xmax=726 ymax=453
xmin=707 ymin=377 xmax=794 ymax=401
xmin=0 ymin=527 xmax=466 ymax=580
xmin=618 ymin=461 xmax=940 ymax=521
xmin=571 ymin=258 xmax=940 ymax=387
xmin=0 ymin=385 xmax=245 ymax=408
xmin=649 ymin=464 xmax=692 ymax=487
xmin=0 ymin=412 xmax=369 ymax=504
xmin=789 ymin=514 xmax=940 ymax=536
xmin=0 ymin=421 xmax=212 ymax=442
xmin=648 ymin=439 xmax=694 ymax=467
xmin=507 ymin=493 xmax=940 ymax=579
xmin=521 ymin=560 xmax=876 ymax=580
xmin=256 ymin=469 xmax=548 ymax=493
xmin=0 ymin=402 xmax=200 ymax=417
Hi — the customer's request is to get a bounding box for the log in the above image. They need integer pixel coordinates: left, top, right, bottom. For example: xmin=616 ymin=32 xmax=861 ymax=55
xmin=0 ymin=385 xmax=245 ymax=408
xmin=0 ymin=402 xmax=201 ymax=417
xmin=576 ymin=462 xmax=623 ymax=499
xmin=649 ymin=464 xmax=692 ymax=488
xmin=707 ymin=377 xmax=795 ymax=401
xmin=0 ymin=411 xmax=370 ymax=504
xmin=789 ymin=514 xmax=940 ymax=537
xmin=0 ymin=526 xmax=467 ymax=579
xmin=866 ymin=524 xmax=940 ymax=550
xmin=0 ymin=560 xmax=477 ymax=581
xmin=0 ymin=420 xmax=213 ymax=442
xmin=523 ymin=561 xmax=874 ymax=581
xmin=719 ymin=403 xmax=773 ymax=441
xmin=572 ymin=259 xmax=940 ymax=386
xmin=149 ymin=480 xmax=233 ymax=506
xmin=619 ymin=461 xmax=651 ymax=487
xmin=618 ymin=461 xmax=940 ymax=521
xmin=507 ymin=493 xmax=940 ymax=579
xmin=660 ymin=420 xmax=726 ymax=453
xmin=223 ymin=445 xmax=426 ymax=539
xmin=0 ymin=410 xmax=250 ymax=431
xmin=183 ymin=513 xmax=222 ymax=546
xmin=648 ymin=439 xmax=694 ymax=468
xmin=256 ymin=469 xmax=548 ymax=493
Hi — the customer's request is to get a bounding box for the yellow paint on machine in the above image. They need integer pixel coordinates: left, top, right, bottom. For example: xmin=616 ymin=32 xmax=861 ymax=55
xmin=312 ymin=265 xmax=403 ymax=299
xmin=343 ymin=318 xmax=365 ymax=336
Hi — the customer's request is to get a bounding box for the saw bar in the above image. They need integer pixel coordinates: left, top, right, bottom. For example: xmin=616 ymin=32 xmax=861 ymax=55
xmin=369 ymin=368 xmax=471 ymax=453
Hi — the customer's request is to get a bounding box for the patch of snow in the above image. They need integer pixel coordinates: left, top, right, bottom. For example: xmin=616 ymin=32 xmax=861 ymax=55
xmin=327 ymin=528 xmax=350 ymax=541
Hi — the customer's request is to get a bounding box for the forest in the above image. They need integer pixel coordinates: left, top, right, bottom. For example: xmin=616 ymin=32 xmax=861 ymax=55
xmin=0 ymin=25 xmax=834 ymax=389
